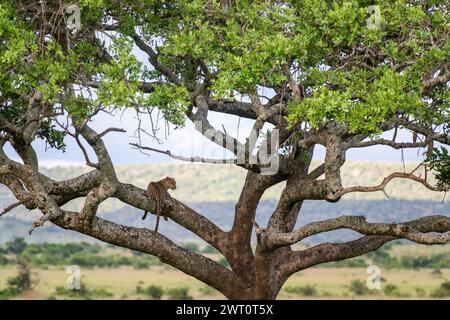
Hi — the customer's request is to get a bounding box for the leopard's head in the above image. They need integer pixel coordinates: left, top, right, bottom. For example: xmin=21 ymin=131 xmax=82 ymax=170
xmin=164 ymin=176 xmax=177 ymax=190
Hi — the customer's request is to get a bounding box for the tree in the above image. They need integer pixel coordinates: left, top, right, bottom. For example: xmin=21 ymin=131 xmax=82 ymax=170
xmin=0 ymin=1 xmax=449 ymax=299
xmin=5 ymin=238 xmax=27 ymax=255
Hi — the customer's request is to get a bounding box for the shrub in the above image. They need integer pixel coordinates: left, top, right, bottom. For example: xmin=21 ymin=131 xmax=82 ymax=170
xmin=6 ymin=256 xmax=37 ymax=294
xmin=285 ymin=285 xmax=318 ymax=296
xmin=5 ymin=238 xmax=27 ymax=254
xmin=431 ymin=280 xmax=450 ymax=298
xmin=415 ymin=287 xmax=426 ymax=298
xmin=136 ymin=284 xmax=145 ymax=295
xmin=132 ymin=259 xmax=151 ymax=269
xmin=145 ymin=285 xmax=164 ymax=300
xmin=0 ymin=253 xmax=8 ymax=265
xmin=53 ymin=280 xmax=113 ymax=299
xmin=0 ymin=288 xmax=16 ymax=300
xmin=167 ymin=287 xmax=193 ymax=300
xmin=348 ymin=280 xmax=369 ymax=296
xmin=383 ymin=284 xmax=402 ymax=297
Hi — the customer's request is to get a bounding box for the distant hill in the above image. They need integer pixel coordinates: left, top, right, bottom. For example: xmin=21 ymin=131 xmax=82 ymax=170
xmin=0 ymin=161 xmax=448 ymax=244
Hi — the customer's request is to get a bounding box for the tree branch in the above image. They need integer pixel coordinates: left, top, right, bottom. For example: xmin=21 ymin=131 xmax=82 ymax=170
xmin=280 ymin=215 xmax=450 ymax=277
xmin=129 ymin=143 xmax=238 ymax=164
xmin=267 ymin=215 xmax=450 ymax=250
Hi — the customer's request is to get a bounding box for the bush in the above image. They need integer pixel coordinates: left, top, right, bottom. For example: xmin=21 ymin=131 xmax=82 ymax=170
xmin=383 ymin=284 xmax=402 ymax=297
xmin=136 ymin=284 xmax=164 ymax=299
xmin=431 ymin=280 xmax=450 ymax=298
xmin=6 ymin=256 xmax=37 ymax=295
xmin=0 ymin=253 xmax=8 ymax=265
xmin=285 ymin=285 xmax=318 ymax=296
xmin=145 ymin=285 xmax=164 ymax=300
xmin=348 ymin=280 xmax=369 ymax=296
xmin=53 ymin=280 xmax=113 ymax=299
xmin=0 ymin=288 xmax=16 ymax=300
xmin=167 ymin=287 xmax=193 ymax=300
xmin=415 ymin=287 xmax=426 ymax=298
xmin=5 ymin=238 xmax=27 ymax=254
xmin=131 ymin=256 xmax=161 ymax=269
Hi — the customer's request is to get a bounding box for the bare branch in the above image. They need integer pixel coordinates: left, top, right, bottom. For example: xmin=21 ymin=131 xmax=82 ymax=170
xmin=339 ymin=171 xmax=447 ymax=198
xmin=129 ymin=143 xmax=238 ymax=164
xmin=98 ymin=127 xmax=126 ymax=139
xmin=1 ymin=199 xmax=29 ymax=217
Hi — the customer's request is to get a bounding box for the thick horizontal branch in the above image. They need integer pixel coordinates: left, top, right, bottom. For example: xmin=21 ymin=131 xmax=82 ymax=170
xmin=49 ymin=211 xmax=247 ymax=299
xmin=114 ymin=182 xmax=228 ymax=253
xmin=279 ymin=215 xmax=450 ymax=277
xmin=267 ymin=215 xmax=450 ymax=250
xmin=207 ymin=98 xmax=258 ymax=120
xmin=78 ymin=80 xmax=164 ymax=94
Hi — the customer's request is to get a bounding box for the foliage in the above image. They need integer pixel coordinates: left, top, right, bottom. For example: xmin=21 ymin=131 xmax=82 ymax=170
xmin=3 ymin=256 xmax=37 ymax=297
xmin=383 ymin=284 xmax=402 ymax=297
xmin=16 ymin=242 xmax=161 ymax=268
xmin=0 ymin=253 xmax=8 ymax=265
xmin=0 ymin=1 xmax=447 ymax=147
xmin=166 ymin=287 xmax=193 ymax=300
xmin=431 ymin=280 xmax=450 ymax=298
xmin=425 ymin=147 xmax=450 ymax=190
xmin=5 ymin=238 xmax=27 ymax=254
xmin=53 ymin=280 xmax=114 ymax=300
xmin=284 ymin=285 xmax=318 ymax=296
xmin=136 ymin=284 xmax=164 ymax=300
xmin=7 ymin=257 xmax=35 ymax=292
xmin=415 ymin=287 xmax=427 ymax=298
xmin=347 ymin=279 xmax=369 ymax=296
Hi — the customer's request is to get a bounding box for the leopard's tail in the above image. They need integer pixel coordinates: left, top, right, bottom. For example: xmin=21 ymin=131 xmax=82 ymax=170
xmin=154 ymin=199 xmax=161 ymax=232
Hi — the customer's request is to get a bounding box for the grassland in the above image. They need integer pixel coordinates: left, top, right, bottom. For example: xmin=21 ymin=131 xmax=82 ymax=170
xmin=0 ymin=265 xmax=449 ymax=300
xmin=1 ymin=243 xmax=450 ymax=300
